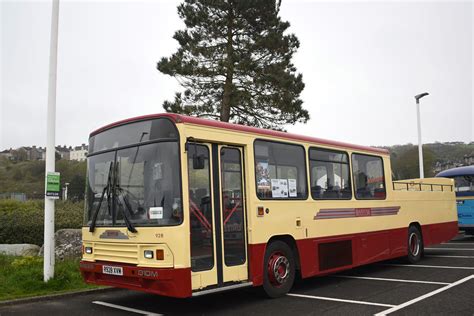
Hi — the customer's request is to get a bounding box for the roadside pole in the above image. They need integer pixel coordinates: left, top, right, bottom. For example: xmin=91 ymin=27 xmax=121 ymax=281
xmin=44 ymin=0 xmax=60 ymax=282
xmin=414 ymin=92 xmax=429 ymax=179
xmin=416 ymin=99 xmax=424 ymax=179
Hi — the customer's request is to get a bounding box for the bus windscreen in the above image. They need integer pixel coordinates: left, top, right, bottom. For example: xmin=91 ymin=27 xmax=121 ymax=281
xmin=85 ymin=119 xmax=182 ymax=228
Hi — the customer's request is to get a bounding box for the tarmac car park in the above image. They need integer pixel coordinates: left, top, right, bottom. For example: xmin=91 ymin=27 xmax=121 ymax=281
xmin=1 ymin=233 xmax=473 ymax=315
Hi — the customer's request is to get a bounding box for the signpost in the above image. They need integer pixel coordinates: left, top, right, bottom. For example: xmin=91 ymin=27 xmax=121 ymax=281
xmin=44 ymin=0 xmax=60 ymax=282
xmin=46 ymin=172 xmax=61 ymax=199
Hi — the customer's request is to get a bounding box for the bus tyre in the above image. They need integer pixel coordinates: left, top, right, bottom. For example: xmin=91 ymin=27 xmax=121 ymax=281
xmin=407 ymin=226 xmax=423 ymax=264
xmin=262 ymin=240 xmax=295 ymax=298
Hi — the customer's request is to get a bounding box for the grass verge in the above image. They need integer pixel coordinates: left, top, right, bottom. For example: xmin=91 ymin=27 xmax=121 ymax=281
xmin=0 ymin=255 xmax=101 ymax=301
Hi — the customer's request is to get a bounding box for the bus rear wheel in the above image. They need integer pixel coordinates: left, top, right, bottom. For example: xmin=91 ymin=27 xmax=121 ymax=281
xmin=262 ymin=240 xmax=295 ymax=298
xmin=407 ymin=225 xmax=423 ymax=263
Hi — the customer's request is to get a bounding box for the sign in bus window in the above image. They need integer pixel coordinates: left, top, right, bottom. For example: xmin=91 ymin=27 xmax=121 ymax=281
xmin=254 ymin=140 xmax=307 ymax=199
xmin=352 ymin=154 xmax=386 ymax=200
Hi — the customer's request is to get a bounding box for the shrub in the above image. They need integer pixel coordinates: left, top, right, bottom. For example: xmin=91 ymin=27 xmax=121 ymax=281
xmin=0 ymin=200 xmax=84 ymax=246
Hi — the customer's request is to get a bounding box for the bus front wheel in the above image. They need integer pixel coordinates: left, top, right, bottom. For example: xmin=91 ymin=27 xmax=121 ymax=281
xmin=262 ymin=240 xmax=295 ymax=298
xmin=407 ymin=225 xmax=423 ymax=263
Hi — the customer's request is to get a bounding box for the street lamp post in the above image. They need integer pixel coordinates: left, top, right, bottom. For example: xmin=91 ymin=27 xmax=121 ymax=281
xmin=415 ymin=92 xmax=429 ymax=179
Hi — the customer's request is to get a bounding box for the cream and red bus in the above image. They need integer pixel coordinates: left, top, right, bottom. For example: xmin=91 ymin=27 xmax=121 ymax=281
xmin=80 ymin=113 xmax=458 ymax=298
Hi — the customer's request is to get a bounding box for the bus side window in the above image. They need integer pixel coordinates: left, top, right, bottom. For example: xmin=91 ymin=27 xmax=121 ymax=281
xmin=352 ymin=154 xmax=386 ymax=200
xmin=254 ymin=140 xmax=308 ymax=200
xmin=309 ymin=148 xmax=351 ymax=200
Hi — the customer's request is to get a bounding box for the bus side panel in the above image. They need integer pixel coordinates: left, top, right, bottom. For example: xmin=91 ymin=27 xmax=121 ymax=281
xmin=421 ymin=221 xmax=458 ymax=246
xmin=458 ymin=198 xmax=474 ymax=231
xmin=296 ymin=229 xmax=396 ymax=279
xmin=297 ymin=237 xmax=354 ymax=278
xmin=296 ymin=238 xmax=319 ymax=278
xmin=248 ymin=243 xmax=266 ymax=286
xmin=295 ymin=223 xmax=456 ymax=280
xmin=354 ymin=231 xmax=390 ymax=265
xmin=388 ymin=227 xmax=408 ymax=257
xmin=248 ymin=222 xmax=457 ymax=287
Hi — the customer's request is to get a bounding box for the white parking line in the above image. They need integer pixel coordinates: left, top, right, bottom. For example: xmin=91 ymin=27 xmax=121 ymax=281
xmin=287 ymin=293 xmax=395 ymax=308
xmin=442 ymin=242 xmax=474 ymax=245
xmin=425 ymin=255 xmax=474 ymax=259
xmin=374 ymin=275 xmax=474 ymax=315
xmin=333 ymin=275 xmax=449 ymax=285
xmin=425 ymin=248 xmax=474 ymax=251
xmin=92 ymin=301 xmax=163 ymax=316
xmin=380 ymin=263 xmax=474 ymax=270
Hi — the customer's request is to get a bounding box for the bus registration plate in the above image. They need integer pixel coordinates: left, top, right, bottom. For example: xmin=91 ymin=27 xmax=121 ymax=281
xmin=102 ymin=265 xmax=123 ymax=276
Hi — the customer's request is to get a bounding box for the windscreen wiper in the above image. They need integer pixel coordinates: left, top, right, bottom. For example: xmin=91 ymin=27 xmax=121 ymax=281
xmin=89 ymin=162 xmax=114 ymax=233
xmin=115 ymin=186 xmax=138 ymax=233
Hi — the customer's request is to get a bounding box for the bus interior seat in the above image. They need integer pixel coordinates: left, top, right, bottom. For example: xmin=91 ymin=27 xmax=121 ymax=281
xmin=312 ymin=185 xmax=323 ymax=198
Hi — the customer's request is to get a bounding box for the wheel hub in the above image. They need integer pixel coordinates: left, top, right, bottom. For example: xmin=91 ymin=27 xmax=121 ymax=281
xmin=268 ymin=252 xmax=290 ymax=286
xmin=409 ymin=232 xmax=420 ymax=256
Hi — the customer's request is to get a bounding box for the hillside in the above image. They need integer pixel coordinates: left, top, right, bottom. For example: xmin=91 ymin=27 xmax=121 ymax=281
xmin=0 ymin=142 xmax=472 ymax=199
xmin=0 ymin=158 xmax=86 ymax=200
xmin=385 ymin=142 xmax=474 ymax=179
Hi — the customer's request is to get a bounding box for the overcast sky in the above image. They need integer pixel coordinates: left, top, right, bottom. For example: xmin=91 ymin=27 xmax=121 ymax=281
xmin=1 ymin=0 xmax=473 ymax=150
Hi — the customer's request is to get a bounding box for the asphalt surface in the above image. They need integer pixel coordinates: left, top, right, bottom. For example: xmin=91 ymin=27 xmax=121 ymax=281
xmin=1 ymin=234 xmax=473 ymax=316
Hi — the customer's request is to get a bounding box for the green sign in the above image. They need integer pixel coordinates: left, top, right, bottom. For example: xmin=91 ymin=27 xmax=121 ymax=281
xmin=46 ymin=172 xmax=61 ymax=199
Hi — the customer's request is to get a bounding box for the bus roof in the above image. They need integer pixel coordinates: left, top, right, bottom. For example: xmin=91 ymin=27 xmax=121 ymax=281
xmin=436 ymin=165 xmax=474 ymax=177
xmin=90 ymin=113 xmax=389 ymax=155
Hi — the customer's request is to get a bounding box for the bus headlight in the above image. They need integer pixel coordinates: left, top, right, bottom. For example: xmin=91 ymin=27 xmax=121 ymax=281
xmin=144 ymin=250 xmax=154 ymax=259
xmin=85 ymin=247 xmax=93 ymax=254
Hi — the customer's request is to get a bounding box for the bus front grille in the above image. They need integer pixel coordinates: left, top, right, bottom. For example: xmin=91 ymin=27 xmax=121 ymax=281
xmin=92 ymin=242 xmax=139 ymax=264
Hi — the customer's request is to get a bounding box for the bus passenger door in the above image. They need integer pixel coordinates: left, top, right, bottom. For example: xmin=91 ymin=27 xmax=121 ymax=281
xmin=188 ymin=143 xmax=217 ymax=289
xmin=188 ymin=143 xmax=248 ymax=291
xmin=218 ymin=145 xmax=248 ymax=283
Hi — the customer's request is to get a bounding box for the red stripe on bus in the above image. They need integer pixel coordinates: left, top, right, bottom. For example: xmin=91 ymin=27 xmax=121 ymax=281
xmin=315 ymin=206 xmax=400 ymax=219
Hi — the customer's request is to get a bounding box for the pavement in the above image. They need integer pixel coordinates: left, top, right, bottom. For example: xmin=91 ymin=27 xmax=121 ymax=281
xmin=1 ymin=234 xmax=473 ymax=315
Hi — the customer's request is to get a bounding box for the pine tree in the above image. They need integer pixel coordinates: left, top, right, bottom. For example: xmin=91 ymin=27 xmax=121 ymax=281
xmin=157 ymin=0 xmax=309 ymax=130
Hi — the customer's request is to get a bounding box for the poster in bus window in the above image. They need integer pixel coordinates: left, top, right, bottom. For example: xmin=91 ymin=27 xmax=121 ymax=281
xmin=271 ymin=179 xmax=288 ymax=198
xmin=288 ymin=179 xmax=297 ymax=197
xmin=256 ymin=161 xmax=270 ymax=190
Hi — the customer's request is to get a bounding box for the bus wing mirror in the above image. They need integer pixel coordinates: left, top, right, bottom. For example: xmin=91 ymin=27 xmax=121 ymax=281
xmin=186 ymin=139 xmax=205 ymax=170
xmin=193 ymin=154 xmax=205 ymax=170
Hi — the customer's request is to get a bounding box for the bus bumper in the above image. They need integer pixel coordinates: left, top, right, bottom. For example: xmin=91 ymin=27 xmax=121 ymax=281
xmin=79 ymin=261 xmax=192 ymax=298
xmin=459 ymin=224 xmax=474 ymax=234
